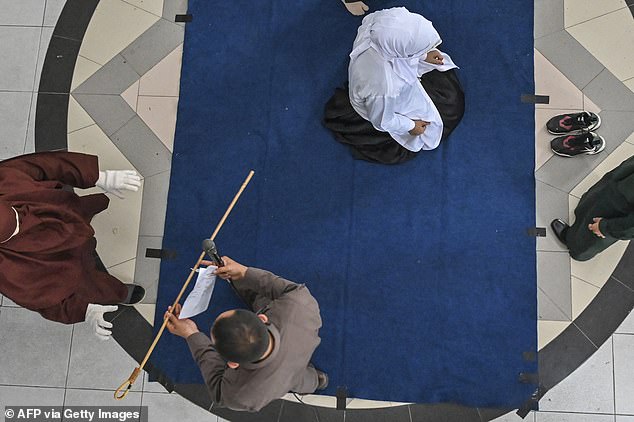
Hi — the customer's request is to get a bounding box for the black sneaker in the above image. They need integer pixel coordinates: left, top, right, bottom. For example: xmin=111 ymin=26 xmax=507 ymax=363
xmin=546 ymin=111 xmax=600 ymax=134
xmin=551 ymin=132 xmax=605 ymax=157
xmin=119 ymin=284 xmax=146 ymax=306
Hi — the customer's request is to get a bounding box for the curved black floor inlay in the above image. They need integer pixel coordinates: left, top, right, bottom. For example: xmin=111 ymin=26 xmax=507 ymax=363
xmin=35 ymin=2 xmax=634 ymax=421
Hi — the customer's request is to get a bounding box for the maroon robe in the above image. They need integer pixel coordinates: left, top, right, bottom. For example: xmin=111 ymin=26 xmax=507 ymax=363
xmin=0 ymin=152 xmax=128 ymax=323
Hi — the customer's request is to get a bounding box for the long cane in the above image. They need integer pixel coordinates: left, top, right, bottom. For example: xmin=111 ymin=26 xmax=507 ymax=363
xmin=114 ymin=170 xmax=255 ymax=399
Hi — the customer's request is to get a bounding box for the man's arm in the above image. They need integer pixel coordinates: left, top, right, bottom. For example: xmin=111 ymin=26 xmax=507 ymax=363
xmin=0 ymin=151 xmax=99 ymax=188
xmin=186 ymin=332 xmax=229 ymax=405
xmin=165 ymin=305 xmax=231 ymax=407
xmin=213 ymin=257 xmax=301 ymax=303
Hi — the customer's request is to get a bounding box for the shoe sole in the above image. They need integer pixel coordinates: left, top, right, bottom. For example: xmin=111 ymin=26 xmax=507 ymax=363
xmin=119 ymin=284 xmax=146 ymax=306
xmin=546 ymin=112 xmax=601 ymax=135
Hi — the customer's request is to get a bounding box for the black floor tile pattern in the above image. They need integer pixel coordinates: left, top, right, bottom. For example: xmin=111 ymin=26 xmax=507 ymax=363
xmin=35 ymin=93 xmax=69 ymax=152
xmin=38 ymin=35 xmax=82 ymax=94
xmin=31 ymin=1 xmax=634 ymax=421
xmin=52 ymin=0 xmax=100 ymax=42
xmin=538 ymin=323 xmax=597 ymax=390
xmin=574 ymin=277 xmax=634 ymax=347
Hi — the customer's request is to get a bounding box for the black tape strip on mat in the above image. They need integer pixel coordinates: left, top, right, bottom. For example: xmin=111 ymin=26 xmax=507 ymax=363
xmin=516 ymin=385 xmax=547 ymax=418
xmin=521 ymin=94 xmax=550 ymax=104
xmin=526 ymin=227 xmax=547 ymax=237
xmin=145 ymin=248 xmax=177 ymax=260
xmin=336 ymin=387 xmax=347 ymax=410
xmin=175 ymin=14 xmax=192 ymax=22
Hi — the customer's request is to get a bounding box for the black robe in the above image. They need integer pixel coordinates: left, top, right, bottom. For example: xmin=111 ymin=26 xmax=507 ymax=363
xmin=323 ymin=69 xmax=465 ymax=164
xmin=566 ymin=155 xmax=634 ymax=261
xmin=0 ymin=152 xmax=128 ymax=323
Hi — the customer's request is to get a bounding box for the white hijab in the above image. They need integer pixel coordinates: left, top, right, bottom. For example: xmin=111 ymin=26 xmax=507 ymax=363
xmin=349 ymin=7 xmax=442 ymax=85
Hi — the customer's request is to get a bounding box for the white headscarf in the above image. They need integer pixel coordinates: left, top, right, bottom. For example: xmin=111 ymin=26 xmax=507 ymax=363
xmin=349 ymin=7 xmax=442 ymax=85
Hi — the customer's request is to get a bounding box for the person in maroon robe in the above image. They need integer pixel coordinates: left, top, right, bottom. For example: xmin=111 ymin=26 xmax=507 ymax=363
xmin=0 ymin=151 xmax=144 ymax=339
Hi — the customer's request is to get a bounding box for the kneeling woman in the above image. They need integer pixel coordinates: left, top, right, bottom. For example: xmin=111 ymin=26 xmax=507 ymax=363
xmin=325 ymin=7 xmax=465 ymax=164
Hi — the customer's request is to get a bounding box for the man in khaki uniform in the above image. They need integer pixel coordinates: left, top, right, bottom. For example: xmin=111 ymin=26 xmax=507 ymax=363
xmin=166 ymin=256 xmax=328 ymax=412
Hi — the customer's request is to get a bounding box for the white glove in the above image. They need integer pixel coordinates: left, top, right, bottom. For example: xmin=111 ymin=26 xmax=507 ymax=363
xmin=343 ymin=0 xmax=369 ymax=16
xmin=96 ymin=170 xmax=141 ymax=199
xmin=85 ymin=304 xmax=118 ymax=341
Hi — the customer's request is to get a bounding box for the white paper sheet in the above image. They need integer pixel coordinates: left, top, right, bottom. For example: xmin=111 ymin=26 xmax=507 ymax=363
xmin=179 ymin=266 xmax=217 ymax=319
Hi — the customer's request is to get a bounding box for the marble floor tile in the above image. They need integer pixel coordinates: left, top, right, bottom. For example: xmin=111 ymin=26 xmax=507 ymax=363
xmin=133 ymin=303 xmax=155 ymax=326
xmin=615 ymin=309 xmax=634 ymax=334
xmin=136 ymin=95 xmax=178 ymax=151
xmin=571 ymin=239 xmax=630 ymax=289
xmin=534 ymin=0 xmax=564 ymax=39
xmin=346 ymin=398 xmax=393 ymax=409
xmin=124 ymin=0 xmax=165 ymax=16
xmin=538 ymin=251 xmax=572 ymax=319
xmin=79 ymin=0 xmax=159 ymax=66
xmin=564 ymin=0 xmax=627 ymax=27
xmin=0 ymin=27 xmax=41 ymax=91
xmin=613 ymin=334 xmax=634 ymax=415
xmin=68 ymin=124 xmax=144 ymax=268
xmin=538 ymin=320 xmax=571 ymax=350
xmin=0 ymin=385 xmax=64 ymax=415
xmin=64 ymin=388 xmax=142 ymax=407
xmin=539 ymin=338 xmax=614 ymax=413
xmin=535 ymin=109 xmax=562 ymax=171
xmin=567 ymin=7 xmax=634 ymax=82
xmin=0 ymin=92 xmax=33 ymax=159
xmin=108 ymin=258 xmax=136 ymax=284
xmin=67 ymin=95 xmax=96 ymax=134
xmin=138 ymin=169 xmax=170 ymax=237
xmin=536 ymin=181 xmax=570 ymax=252
xmin=141 ymin=392 xmax=217 ymax=421
xmin=66 ymin=319 xmax=143 ymax=391
xmin=44 ymin=0 xmax=67 ymax=27
xmin=34 ymin=27 xmax=54 ymax=92
xmin=0 ymin=0 xmax=46 ymax=26
xmin=0 ymin=307 xmax=72 ymax=388
xmin=121 ymin=80 xmax=140 ymax=112
xmin=71 ymin=56 xmax=103 ymax=92
xmin=535 ymin=50 xmax=584 ymax=110
xmin=571 ymin=276 xmax=600 ymax=319
xmin=119 ymin=19 xmax=184 ymax=76
xmin=583 ymin=95 xmax=602 ymax=114
xmin=535 ymin=412 xmax=614 ymax=422
xmin=138 ymin=44 xmax=183 ymax=97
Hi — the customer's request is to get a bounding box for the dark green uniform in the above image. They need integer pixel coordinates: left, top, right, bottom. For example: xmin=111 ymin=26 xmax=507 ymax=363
xmin=566 ymin=155 xmax=634 ymax=261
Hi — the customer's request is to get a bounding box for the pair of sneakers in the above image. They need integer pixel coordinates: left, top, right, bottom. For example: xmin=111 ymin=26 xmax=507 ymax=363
xmin=547 ymin=112 xmax=604 ymax=157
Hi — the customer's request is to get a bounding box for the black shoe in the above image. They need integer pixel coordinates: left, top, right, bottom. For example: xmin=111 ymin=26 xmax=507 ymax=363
xmin=546 ymin=111 xmax=600 ymax=134
xmin=119 ymin=284 xmax=146 ymax=305
xmin=316 ymin=370 xmax=329 ymax=390
xmin=551 ymin=132 xmax=605 ymax=157
xmin=550 ymin=219 xmax=569 ymax=245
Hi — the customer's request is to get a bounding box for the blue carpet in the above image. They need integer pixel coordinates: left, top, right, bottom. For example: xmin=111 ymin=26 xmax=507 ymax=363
xmin=152 ymin=0 xmax=537 ymax=408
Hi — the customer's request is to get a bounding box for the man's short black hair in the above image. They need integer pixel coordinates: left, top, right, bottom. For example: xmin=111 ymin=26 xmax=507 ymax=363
xmin=211 ymin=309 xmax=269 ymax=364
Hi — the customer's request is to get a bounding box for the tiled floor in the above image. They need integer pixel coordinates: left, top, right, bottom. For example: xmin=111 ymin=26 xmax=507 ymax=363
xmin=0 ymin=0 xmax=633 ymax=421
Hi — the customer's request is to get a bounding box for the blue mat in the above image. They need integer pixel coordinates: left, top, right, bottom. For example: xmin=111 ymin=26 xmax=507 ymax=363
xmin=152 ymin=0 xmax=537 ymax=408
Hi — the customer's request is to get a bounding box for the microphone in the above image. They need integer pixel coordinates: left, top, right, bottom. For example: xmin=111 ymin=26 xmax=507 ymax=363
xmin=202 ymin=239 xmax=225 ymax=267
